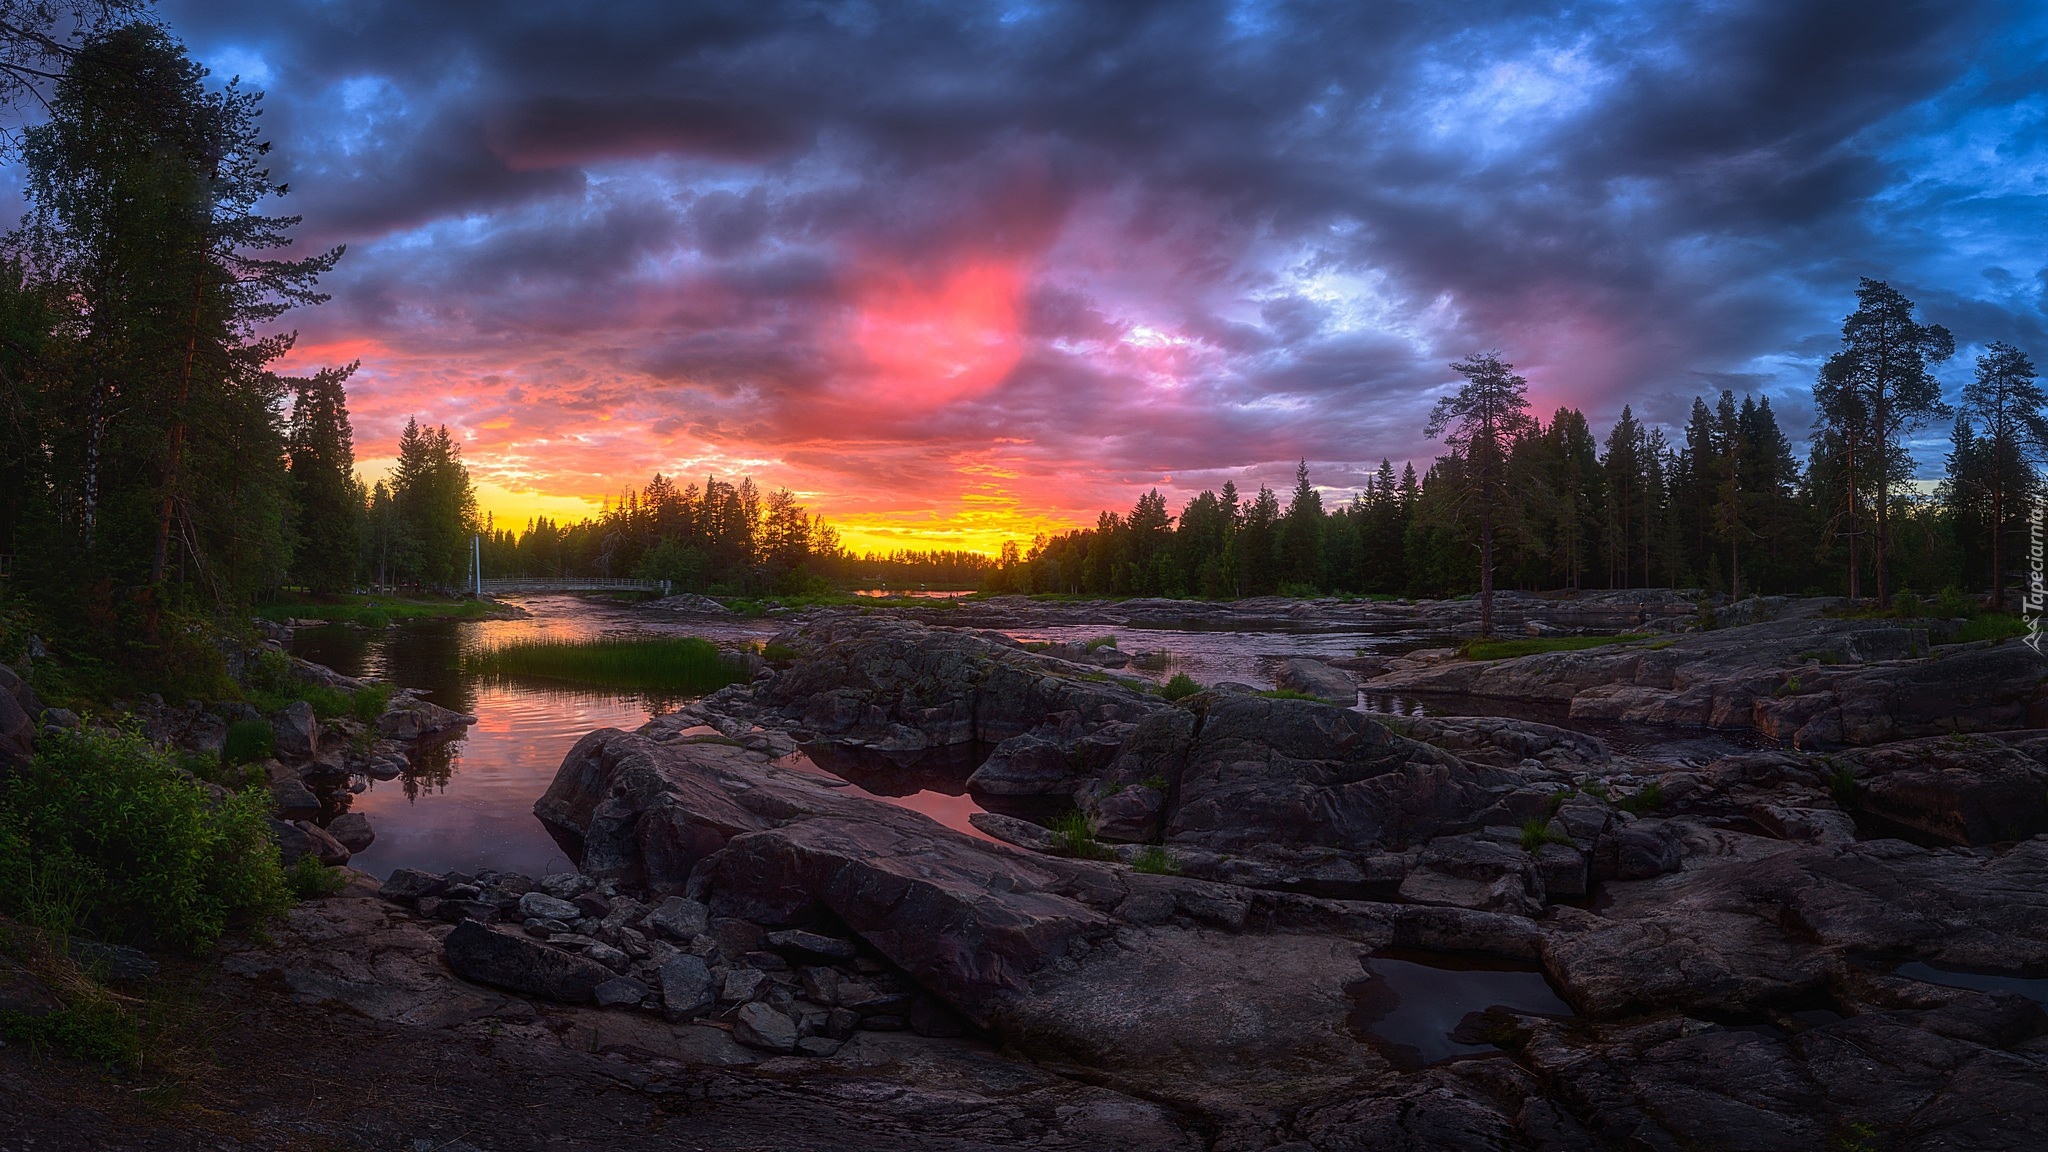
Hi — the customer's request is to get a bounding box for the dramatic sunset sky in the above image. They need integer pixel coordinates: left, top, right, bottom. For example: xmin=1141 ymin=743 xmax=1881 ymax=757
xmin=142 ymin=0 xmax=2048 ymax=554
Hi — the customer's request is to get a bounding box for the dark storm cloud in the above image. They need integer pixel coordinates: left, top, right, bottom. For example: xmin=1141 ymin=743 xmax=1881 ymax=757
xmin=153 ymin=0 xmax=2048 ymax=536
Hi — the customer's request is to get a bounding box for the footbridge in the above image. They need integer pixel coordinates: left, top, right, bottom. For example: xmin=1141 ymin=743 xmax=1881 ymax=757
xmin=478 ymin=577 xmax=670 ymax=596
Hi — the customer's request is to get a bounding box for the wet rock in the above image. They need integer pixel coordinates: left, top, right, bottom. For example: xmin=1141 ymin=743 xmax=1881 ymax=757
xmin=325 ymin=811 xmax=375 ymax=852
xmin=442 ymin=919 xmax=614 ymax=1004
xmin=732 ymin=1001 xmax=799 ymax=1053
xmin=967 ymin=811 xmax=1057 ymax=851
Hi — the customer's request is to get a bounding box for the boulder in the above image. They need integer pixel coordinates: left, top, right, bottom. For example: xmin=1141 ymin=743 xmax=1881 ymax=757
xmin=270 ymin=777 xmax=320 ymax=818
xmin=379 ymin=868 xmax=447 ymax=903
xmin=1842 ymin=735 xmax=2048 ymax=845
xmin=1272 ymin=657 xmax=1357 ymax=704
xmin=272 ymin=701 xmax=319 ymax=761
xmin=732 ymin=1001 xmax=800 ymax=1054
xmin=292 ymin=820 xmax=352 ymax=866
xmin=517 ymin=891 xmax=582 ymax=923
xmin=592 ymin=975 xmax=649 ymax=1007
xmin=325 ymin=812 xmax=376 ymax=852
xmin=1161 ymin=695 xmax=1511 ymax=856
xmin=441 ymin=919 xmax=614 ymax=1003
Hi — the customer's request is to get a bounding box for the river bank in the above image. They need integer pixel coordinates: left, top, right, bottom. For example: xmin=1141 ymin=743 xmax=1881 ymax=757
xmin=7 ymin=589 xmax=2045 ymax=1149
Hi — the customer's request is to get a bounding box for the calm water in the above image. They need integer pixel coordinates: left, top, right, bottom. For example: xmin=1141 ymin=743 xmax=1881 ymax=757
xmin=291 ymin=595 xmax=1747 ymax=880
xmin=1348 ymin=952 xmax=1573 ymax=1064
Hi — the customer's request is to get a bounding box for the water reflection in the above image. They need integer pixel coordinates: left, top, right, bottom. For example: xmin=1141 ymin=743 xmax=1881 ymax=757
xmin=1895 ymin=961 xmax=2048 ymax=1005
xmin=1347 ymin=950 xmax=1573 ymax=1066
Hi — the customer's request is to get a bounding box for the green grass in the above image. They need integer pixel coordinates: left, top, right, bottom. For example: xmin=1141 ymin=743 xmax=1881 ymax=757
xmin=466 ymin=636 xmax=750 ymax=693
xmin=761 ymin=641 xmax=804 ymax=663
xmin=240 ymin=649 xmax=392 ymax=722
xmin=1520 ymin=818 xmax=1574 ymax=852
xmin=1828 ymin=761 xmax=1862 ymax=807
xmin=1258 ymin=687 xmax=1323 ymax=702
xmin=1954 ymin=614 xmax=2027 ymax=644
xmin=221 ymin=719 xmax=274 ymax=765
xmin=1049 ymin=810 xmax=1116 ymax=860
xmin=255 ymin=592 xmax=506 ymax=628
xmin=1082 ymin=634 xmax=1118 ymax=652
xmin=1132 ymin=845 xmax=1182 ymax=875
xmin=1459 ymin=633 xmax=1652 ymax=661
xmin=1615 ymin=782 xmax=1664 ymax=815
xmin=1159 ymin=672 xmax=1201 ymax=701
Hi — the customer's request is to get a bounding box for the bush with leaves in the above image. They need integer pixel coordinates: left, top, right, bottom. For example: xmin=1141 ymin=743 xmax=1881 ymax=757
xmin=0 ymin=725 xmax=289 ymax=953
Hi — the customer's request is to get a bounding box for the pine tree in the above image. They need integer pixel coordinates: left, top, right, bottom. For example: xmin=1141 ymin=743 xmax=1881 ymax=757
xmin=1278 ymin=460 xmax=1324 ymax=590
xmin=287 ymin=364 xmax=362 ymax=593
xmin=1817 ymin=279 xmax=1954 ymax=605
xmin=1424 ymin=352 xmax=1536 ymax=634
xmin=1956 ymin=343 xmax=2048 ymax=606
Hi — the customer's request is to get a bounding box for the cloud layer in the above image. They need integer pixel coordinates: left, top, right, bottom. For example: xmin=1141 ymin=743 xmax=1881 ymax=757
xmin=155 ymin=0 xmax=2048 ymax=551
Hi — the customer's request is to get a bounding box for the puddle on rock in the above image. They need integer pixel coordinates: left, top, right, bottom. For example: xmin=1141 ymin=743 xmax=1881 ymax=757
xmin=1347 ymin=950 xmax=1573 ymax=1066
xmin=1895 ymin=961 xmax=2048 ymax=1004
xmin=775 ymin=743 xmax=1001 ymax=844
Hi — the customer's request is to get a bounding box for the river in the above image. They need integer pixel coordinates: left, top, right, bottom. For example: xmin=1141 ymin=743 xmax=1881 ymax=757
xmin=290 ymin=593 xmax=1758 ymax=881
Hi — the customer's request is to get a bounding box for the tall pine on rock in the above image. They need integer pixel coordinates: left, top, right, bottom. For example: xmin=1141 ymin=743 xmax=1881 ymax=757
xmin=1424 ymin=352 xmax=1535 ymax=635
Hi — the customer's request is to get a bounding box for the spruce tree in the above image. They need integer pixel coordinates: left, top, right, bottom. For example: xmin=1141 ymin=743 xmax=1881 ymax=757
xmin=1424 ymin=352 xmax=1536 ymax=634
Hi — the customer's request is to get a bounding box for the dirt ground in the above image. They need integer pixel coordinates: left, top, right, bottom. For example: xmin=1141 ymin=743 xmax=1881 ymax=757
xmin=0 ymin=889 xmax=1201 ymax=1152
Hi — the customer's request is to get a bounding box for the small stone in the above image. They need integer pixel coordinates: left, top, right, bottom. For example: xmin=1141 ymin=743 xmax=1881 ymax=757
xmin=291 ymin=819 xmax=351 ymax=865
xmin=643 ymin=897 xmax=709 ymax=941
xmin=585 ymin=942 xmax=630 ymax=971
xmin=825 ymin=1008 xmax=860 ymax=1040
xmin=659 ymin=954 xmax=715 ymax=1021
xmin=721 ymin=967 xmax=767 ymax=1004
xmin=763 ymin=929 xmax=858 ymax=961
xmin=518 ymin=891 xmax=582 ymax=922
xmin=572 ymin=892 xmax=613 ymax=921
xmin=593 ymin=976 xmax=650 ymax=1007
xmin=742 ymin=950 xmax=790 ymax=971
xmin=732 ymin=1002 xmax=799 ymax=1054
xmin=796 ymin=1035 xmax=843 ymax=1058
xmin=540 ymin=872 xmax=589 ymax=900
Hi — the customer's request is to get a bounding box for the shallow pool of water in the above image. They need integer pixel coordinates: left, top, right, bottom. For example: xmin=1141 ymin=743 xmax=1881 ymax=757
xmin=1896 ymin=961 xmax=2048 ymax=1004
xmin=1348 ymin=951 xmax=1573 ymax=1065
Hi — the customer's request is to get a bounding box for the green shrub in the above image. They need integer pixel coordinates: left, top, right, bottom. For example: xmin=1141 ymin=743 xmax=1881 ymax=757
xmin=349 ymin=682 xmax=393 ymax=724
xmin=1892 ymin=590 xmax=1924 ymax=618
xmin=1935 ymin=586 xmax=1973 ymax=619
xmin=1159 ymin=673 xmax=1201 ymax=701
xmin=1132 ymin=845 xmax=1181 ymax=875
xmin=762 ymin=642 xmax=803 ymax=663
xmin=222 ymin=718 xmax=274 ymax=765
xmin=286 ymin=854 xmax=348 ymax=900
xmin=0 ymin=726 xmax=290 ymax=953
xmin=1520 ymin=818 xmax=1572 ymax=852
xmin=1081 ymin=635 xmax=1118 ymax=652
xmin=0 ymin=998 xmax=139 ymax=1069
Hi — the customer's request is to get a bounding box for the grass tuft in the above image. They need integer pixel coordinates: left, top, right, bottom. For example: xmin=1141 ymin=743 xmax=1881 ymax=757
xmin=466 ymin=637 xmax=749 ymax=693
xmin=1132 ymin=845 xmax=1181 ymax=875
xmin=1159 ymin=672 xmax=1201 ymax=701
xmin=1258 ymin=687 xmax=1323 ymax=702
xmin=1615 ymin=782 xmax=1664 ymax=815
xmin=1520 ymin=818 xmax=1573 ymax=852
xmin=1049 ymin=810 xmax=1116 ymax=861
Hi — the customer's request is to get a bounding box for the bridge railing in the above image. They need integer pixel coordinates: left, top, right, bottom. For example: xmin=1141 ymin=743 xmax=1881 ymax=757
xmin=479 ymin=577 xmax=669 ymax=593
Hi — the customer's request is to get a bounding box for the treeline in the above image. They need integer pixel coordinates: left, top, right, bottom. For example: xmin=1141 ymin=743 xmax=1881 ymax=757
xmin=476 ymin=475 xmax=996 ymax=594
xmin=0 ymin=23 xmax=357 ymax=632
xmin=993 ymin=281 xmax=2042 ymax=612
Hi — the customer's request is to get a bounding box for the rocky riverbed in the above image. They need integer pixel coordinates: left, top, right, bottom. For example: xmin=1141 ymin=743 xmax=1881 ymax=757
xmin=12 ymin=594 xmax=2048 ymax=1150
